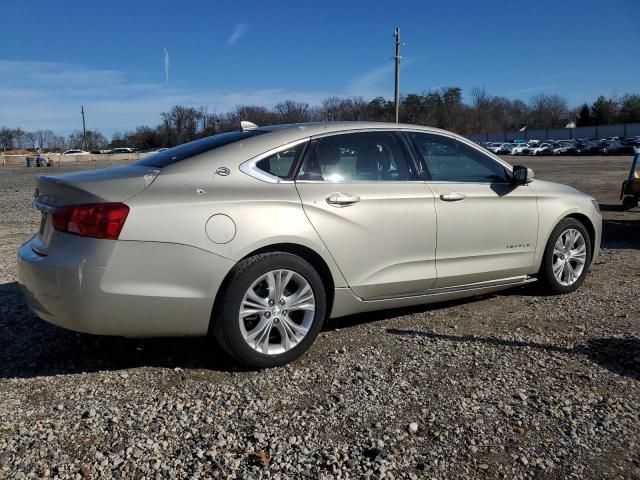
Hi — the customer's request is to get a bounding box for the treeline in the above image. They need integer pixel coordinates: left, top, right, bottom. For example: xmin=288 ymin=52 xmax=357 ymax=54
xmin=1 ymin=89 xmax=639 ymax=152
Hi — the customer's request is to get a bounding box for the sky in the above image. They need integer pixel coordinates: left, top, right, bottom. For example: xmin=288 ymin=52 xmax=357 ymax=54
xmin=1 ymin=0 xmax=639 ymax=136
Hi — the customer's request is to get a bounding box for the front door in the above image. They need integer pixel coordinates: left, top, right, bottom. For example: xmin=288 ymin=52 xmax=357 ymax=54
xmin=295 ymin=130 xmax=437 ymax=299
xmin=407 ymin=131 xmax=539 ymax=288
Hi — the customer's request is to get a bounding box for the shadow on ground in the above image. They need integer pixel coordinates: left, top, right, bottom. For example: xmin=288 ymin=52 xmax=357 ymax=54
xmin=2 ymin=279 xmax=638 ymax=381
xmin=0 ymin=281 xmax=241 ymax=379
xmin=386 ymin=328 xmax=640 ymax=381
xmin=603 ymin=217 xmax=640 ymax=250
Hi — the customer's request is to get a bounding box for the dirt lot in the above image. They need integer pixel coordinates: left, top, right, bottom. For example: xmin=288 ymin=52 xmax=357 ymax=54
xmin=0 ymin=156 xmax=638 ymax=479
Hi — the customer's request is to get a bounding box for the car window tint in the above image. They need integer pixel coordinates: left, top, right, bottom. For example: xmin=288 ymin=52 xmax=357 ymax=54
xmin=297 ymin=132 xmax=412 ymax=182
xmin=410 ymin=132 xmax=510 ymax=183
xmin=255 ymin=145 xmax=303 ymax=179
xmin=136 ymin=131 xmax=264 ymax=168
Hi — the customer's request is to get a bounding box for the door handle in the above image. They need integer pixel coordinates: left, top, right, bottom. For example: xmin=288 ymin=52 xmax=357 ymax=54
xmin=440 ymin=192 xmax=466 ymax=202
xmin=326 ymin=193 xmax=361 ymax=207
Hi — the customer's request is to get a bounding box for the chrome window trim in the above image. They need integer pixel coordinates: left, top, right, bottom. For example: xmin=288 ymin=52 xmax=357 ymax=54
xmin=295 ymin=180 xmax=427 ymax=184
xmin=239 ymin=138 xmax=310 ymax=184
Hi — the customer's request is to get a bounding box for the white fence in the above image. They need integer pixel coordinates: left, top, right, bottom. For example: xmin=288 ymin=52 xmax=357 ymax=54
xmin=1 ymin=152 xmax=154 ymax=166
xmin=467 ymin=122 xmax=640 ymax=143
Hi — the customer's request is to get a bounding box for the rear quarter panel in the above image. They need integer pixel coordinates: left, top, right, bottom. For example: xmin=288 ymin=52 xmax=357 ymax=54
xmin=120 ymin=164 xmax=347 ymax=288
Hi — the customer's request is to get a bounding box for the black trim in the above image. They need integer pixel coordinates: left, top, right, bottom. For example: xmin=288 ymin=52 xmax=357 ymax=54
xmin=290 ymin=140 xmax=309 ymax=180
xmin=399 ymin=131 xmax=431 ymax=181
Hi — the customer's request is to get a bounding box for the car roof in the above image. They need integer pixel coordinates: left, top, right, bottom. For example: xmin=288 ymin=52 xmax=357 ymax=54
xmin=162 ymin=121 xmax=511 ymax=174
xmin=257 ymin=121 xmax=456 ymax=138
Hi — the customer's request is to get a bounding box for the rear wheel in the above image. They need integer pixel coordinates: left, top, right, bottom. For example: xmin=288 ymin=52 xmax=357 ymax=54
xmin=212 ymin=252 xmax=326 ymax=368
xmin=539 ymin=218 xmax=592 ymax=294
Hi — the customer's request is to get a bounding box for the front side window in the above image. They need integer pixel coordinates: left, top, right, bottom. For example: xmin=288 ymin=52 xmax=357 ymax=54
xmin=297 ymin=131 xmax=413 ymax=182
xmin=410 ymin=132 xmax=510 ymax=183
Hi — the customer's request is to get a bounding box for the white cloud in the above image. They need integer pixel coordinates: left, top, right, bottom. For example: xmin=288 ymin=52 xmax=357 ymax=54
xmin=227 ymin=23 xmax=249 ymax=46
xmin=0 ymin=59 xmax=402 ymax=136
xmin=0 ymin=60 xmax=338 ymax=135
xmin=503 ymin=85 xmax=558 ymax=96
xmin=163 ymin=47 xmax=170 ymax=84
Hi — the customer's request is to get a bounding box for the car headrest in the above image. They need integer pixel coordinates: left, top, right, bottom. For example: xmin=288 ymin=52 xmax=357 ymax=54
xmin=356 ymin=143 xmax=390 ymax=175
xmin=316 ymin=142 xmax=342 ymax=166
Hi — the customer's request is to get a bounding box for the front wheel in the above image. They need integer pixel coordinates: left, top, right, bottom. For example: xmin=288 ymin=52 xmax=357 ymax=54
xmin=212 ymin=252 xmax=326 ymax=368
xmin=538 ymin=218 xmax=592 ymax=294
xmin=622 ymin=196 xmax=638 ymax=210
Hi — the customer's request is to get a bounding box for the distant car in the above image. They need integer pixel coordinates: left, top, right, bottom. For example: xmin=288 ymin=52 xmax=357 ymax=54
xmin=529 ymin=143 xmax=554 ymax=156
xmin=512 ymin=144 xmax=531 ymax=155
xmin=62 ymin=149 xmax=89 ymax=156
xmin=571 ymin=140 xmax=597 ymax=155
xmin=110 ymin=148 xmax=137 ymax=154
xmin=17 ymin=121 xmax=602 ymax=367
xmin=551 ymin=143 xmax=574 ymax=155
xmin=486 ymin=143 xmax=505 ymax=154
xmin=496 ymin=143 xmax=517 ymax=155
xmin=592 ymin=140 xmax=623 ymax=155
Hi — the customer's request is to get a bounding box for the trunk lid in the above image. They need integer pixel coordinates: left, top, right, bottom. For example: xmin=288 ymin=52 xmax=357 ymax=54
xmin=35 ymin=164 xmax=160 ymax=206
xmin=31 ymin=164 xmax=159 ymax=255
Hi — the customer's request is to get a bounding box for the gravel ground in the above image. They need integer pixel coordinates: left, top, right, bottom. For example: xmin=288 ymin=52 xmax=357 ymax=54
xmin=1 ymin=157 xmax=639 ymax=479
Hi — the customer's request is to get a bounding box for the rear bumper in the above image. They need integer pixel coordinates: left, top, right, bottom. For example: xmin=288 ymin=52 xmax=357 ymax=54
xmin=17 ymin=235 xmax=235 ymax=337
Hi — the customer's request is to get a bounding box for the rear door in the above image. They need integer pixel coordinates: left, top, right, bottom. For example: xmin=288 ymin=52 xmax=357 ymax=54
xmin=408 ymin=131 xmax=539 ymax=288
xmin=295 ymin=130 xmax=437 ymax=299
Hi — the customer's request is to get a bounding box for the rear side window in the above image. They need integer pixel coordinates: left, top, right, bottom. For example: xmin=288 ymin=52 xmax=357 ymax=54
xmin=410 ymin=132 xmax=510 ymax=183
xmin=255 ymin=144 xmax=304 ymax=179
xmin=297 ymin=132 xmax=413 ymax=182
xmin=136 ymin=131 xmax=264 ymax=168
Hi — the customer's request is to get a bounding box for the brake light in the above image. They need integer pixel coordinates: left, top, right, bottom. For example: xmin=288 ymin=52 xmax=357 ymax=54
xmin=51 ymin=203 xmax=129 ymax=240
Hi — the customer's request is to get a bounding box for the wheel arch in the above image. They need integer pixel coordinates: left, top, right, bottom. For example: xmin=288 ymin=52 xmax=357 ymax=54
xmin=565 ymin=213 xmax=596 ymax=253
xmin=210 ymin=243 xmax=336 ymax=332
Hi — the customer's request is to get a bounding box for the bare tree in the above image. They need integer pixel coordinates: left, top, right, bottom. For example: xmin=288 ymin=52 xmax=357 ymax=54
xmin=528 ymin=94 xmax=569 ymax=129
xmin=273 ymin=100 xmax=311 ymax=124
xmin=319 ymin=97 xmax=344 ymax=121
xmin=471 ymin=87 xmax=492 ymax=133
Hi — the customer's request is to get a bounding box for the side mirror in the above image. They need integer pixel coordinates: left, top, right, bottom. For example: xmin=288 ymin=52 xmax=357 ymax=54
xmin=512 ymin=165 xmax=534 ymax=185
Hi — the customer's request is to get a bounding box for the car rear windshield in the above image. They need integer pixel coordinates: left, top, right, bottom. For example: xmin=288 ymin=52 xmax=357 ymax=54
xmin=135 ymin=131 xmax=265 ymax=168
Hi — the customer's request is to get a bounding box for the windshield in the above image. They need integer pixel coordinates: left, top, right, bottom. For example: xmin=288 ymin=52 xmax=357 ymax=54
xmin=136 ymin=131 xmax=265 ymax=168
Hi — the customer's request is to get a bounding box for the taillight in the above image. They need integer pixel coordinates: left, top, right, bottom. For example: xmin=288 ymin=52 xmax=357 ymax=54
xmin=51 ymin=203 xmax=129 ymax=240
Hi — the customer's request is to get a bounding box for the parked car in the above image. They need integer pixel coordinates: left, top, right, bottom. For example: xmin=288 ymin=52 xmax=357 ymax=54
xmin=529 ymin=143 xmax=554 ymax=155
xmin=592 ymin=140 xmax=624 ymax=155
xmin=62 ymin=149 xmax=89 ymax=156
xmin=496 ymin=143 xmax=517 ymax=155
xmin=512 ymin=143 xmax=531 ymax=155
xmin=571 ymin=140 xmax=598 ymax=155
xmin=550 ymin=142 xmax=574 ymax=155
xmin=110 ymin=147 xmax=137 ymax=154
xmin=17 ymin=122 xmax=602 ymax=367
xmin=485 ymin=143 xmax=504 ymax=154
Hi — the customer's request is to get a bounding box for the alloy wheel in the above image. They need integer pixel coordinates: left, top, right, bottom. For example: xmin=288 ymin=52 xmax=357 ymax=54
xmin=552 ymin=228 xmax=587 ymax=286
xmin=239 ymin=269 xmax=316 ymax=355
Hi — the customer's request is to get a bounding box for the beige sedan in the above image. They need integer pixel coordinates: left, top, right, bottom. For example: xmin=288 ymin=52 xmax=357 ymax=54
xmin=18 ymin=122 xmax=601 ymax=367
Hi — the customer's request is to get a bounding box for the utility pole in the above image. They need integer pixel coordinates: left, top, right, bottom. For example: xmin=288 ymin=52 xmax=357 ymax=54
xmin=81 ymin=105 xmax=87 ymax=151
xmin=393 ymin=27 xmax=403 ymax=123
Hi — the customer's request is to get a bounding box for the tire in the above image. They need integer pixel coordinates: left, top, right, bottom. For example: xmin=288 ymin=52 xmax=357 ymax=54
xmin=211 ymin=252 xmax=326 ymax=368
xmin=538 ymin=218 xmax=592 ymax=295
xmin=622 ymin=196 xmax=638 ymax=210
